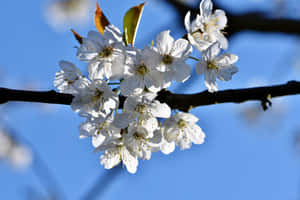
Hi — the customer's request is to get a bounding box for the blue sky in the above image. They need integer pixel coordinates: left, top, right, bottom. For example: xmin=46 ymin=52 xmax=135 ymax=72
xmin=1 ymin=0 xmax=300 ymax=199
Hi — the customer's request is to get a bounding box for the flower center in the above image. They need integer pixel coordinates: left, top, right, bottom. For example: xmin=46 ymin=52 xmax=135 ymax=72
xmin=92 ymin=89 xmax=104 ymax=102
xmin=207 ymin=61 xmax=218 ymax=70
xmin=135 ymin=104 xmax=146 ymax=113
xmin=96 ymin=122 xmax=108 ymax=135
xmin=136 ymin=64 xmax=148 ymax=76
xmin=162 ymin=54 xmax=173 ymax=65
xmin=99 ymin=46 xmax=114 ymax=58
xmin=133 ymin=132 xmax=143 ymax=139
xmin=177 ymin=119 xmax=188 ymax=129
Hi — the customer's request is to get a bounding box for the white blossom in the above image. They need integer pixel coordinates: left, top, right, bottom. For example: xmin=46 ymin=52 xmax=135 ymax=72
xmin=184 ymin=0 xmax=228 ymax=52
xmin=113 ymin=94 xmax=171 ymax=129
xmin=77 ymin=25 xmax=125 ymax=80
xmin=100 ymin=143 xmax=138 ymax=174
xmin=196 ymin=42 xmax=238 ymax=92
xmin=71 ymin=80 xmax=119 ymax=118
xmin=146 ymin=31 xmax=192 ymax=83
xmin=120 ymin=47 xmax=170 ymax=96
xmin=162 ymin=112 xmax=205 ymax=150
xmin=54 ymin=60 xmax=90 ymax=94
xmin=79 ymin=115 xmax=122 ymax=149
xmin=124 ymin=123 xmax=162 ymax=160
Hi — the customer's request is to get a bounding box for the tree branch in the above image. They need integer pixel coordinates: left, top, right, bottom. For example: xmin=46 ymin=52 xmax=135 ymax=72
xmin=163 ymin=0 xmax=300 ymax=37
xmin=1 ymin=81 xmax=300 ymax=112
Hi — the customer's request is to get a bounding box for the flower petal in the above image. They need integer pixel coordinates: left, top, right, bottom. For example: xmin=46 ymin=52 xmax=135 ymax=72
xmin=204 ymin=70 xmax=218 ymax=92
xmin=160 ymin=141 xmax=175 ymax=155
xmin=121 ymin=147 xmax=138 ymax=174
xmin=100 ymin=148 xmax=121 ymax=169
xmin=196 ymin=60 xmax=207 ymax=75
xmin=156 ymin=30 xmax=174 ymax=55
xmin=172 ymin=63 xmax=191 ymax=82
xmin=172 ymin=38 xmax=192 ymax=59
xmin=214 ymin=9 xmax=227 ymax=30
xmin=184 ymin=11 xmax=192 ymax=33
xmin=200 ymin=0 xmax=213 ymax=19
xmin=120 ymin=75 xmax=144 ymax=96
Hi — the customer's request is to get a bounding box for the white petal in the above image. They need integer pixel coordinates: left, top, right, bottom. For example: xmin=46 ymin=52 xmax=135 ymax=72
xmin=79 ymin=122 xmax=94 ymax=138
xmin=204 ymin=71 xmax=218 ymax=92
xmin=87 ymin=31 xmax=105 ymax=46
xmin=163 ymin=125 xmax=179 ymax=143
xmin=113 ymin=112 xmax=135 ymax=129
xmin=148 ymin=130 xmax=162 ymax=145
xmin=188 ymin=33 xmax=211 ymax=52
xmin=217 ymin=65 xmax=238 ymax=81
xmin=200 ymin=0 xmax=213 ymax=19
xmin=177 ymin=112 xmax=199 ymax=123
xmin=110 ymin=58 xmax=125 ymax=80
xmin=160 ymin=141 xmax=175 ymax=155
xmin=144 ymin=71 xmax=165 ymax=93
xmin=104 ymin=25 xmax=123 ymax=43
xmin=177 ymin=138 xmax=192 ymax=150
xmin=121 ymin=147 xmax=138 ymax=174
xmin=184 ymin=11 xmax=192 ymax=33
xmin=214 ymin=10 xmax=227 ymax=30
xmin=120 ymin=76 xmax=144 ymax=97
xmin=142 ymin=46 xmax=161 ymax=70
xmin=124 ymin=96 xmax=139 ymax=112
xmin=149 ymin=101 xmax=171 ymax=118
xmin=171 ymin=39 xmax=192 ymax=59
xmin=205 ymin=42 xmax=221 ymax=60
xmin=92 ymin=134 xmax=107 ymax=147
xmin=140 ymin=117 xmax=159 ymax=134
xmin=87 ymin=61 xmax=106 ymax=80
xmin=215 ymin=53 xmax=238 ymax=66
xmin=187 ymin=124 xmax=205 ymax=144
xmin=215 ymin=32 xmax=228 ymax=50
xmin=100 ymin=148 xmax=121 ymax=169
xmin=156 ymin=30 xmax=174 ymax=55
xmin=172 ymin=63 xmax=191 ymax=82
xmin=77 ymin=39 xmax=99 ymax=61
xmin=196 ymin=60 xmax=207 ymax=75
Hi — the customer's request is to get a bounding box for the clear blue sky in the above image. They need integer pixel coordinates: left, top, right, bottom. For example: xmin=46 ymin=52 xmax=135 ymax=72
xmin=1 ymin=0 xmax=300 ymax=199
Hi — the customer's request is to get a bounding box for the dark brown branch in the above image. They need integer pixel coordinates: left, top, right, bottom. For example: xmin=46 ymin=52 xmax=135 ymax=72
xmin=1 ymin=81 xmax=300 ymax=112
xmin=0 ymin=88 xmax=73 ymax=105
xmin=163 ymin=0 xmax=300 ymax=37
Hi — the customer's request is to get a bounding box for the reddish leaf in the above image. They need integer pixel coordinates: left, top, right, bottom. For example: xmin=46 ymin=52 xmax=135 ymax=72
xmin=94 ymin=2 xmax=110 ymax=35
xmin=71 ymin=29 xmax=83 ymax=44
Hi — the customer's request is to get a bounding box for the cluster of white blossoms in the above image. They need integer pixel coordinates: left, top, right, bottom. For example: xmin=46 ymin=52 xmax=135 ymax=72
xmin=54 ymin=0 xmax=238 ymax=173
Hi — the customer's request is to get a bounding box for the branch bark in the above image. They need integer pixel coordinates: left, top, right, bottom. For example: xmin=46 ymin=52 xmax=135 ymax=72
xmin=163 ymin=0 xmax=300 ymax=37
xmin=1 ymin=81 xmax=300 ymax=112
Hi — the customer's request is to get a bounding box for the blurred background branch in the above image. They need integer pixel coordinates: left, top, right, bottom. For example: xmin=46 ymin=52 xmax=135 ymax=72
xmin=163 ymin=0 xmax=300 ymax=37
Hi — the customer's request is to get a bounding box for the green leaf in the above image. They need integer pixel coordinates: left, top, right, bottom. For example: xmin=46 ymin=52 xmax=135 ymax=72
xmin=123 ymin=2 xmax=145 ymax=46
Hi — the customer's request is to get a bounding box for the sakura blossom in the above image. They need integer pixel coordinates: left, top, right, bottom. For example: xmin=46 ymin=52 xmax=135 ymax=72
xmin=184 ymin=0 xmax=228 ymax=52
xmin=196 ymin=42 xmax=238 ymax=92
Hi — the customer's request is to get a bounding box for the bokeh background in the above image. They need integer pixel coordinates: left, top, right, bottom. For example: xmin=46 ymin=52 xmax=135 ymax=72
xmin=1 ymin=0 xmax=300 ymax=199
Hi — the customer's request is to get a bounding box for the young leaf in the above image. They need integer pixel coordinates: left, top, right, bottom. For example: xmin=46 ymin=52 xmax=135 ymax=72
xmin=71 ymin=29 xmax=83 ymax=44
xmin=123 ymin=2 xmax=145 ymax=46
xmin=94 ymin=2 xmax=110 ymax=35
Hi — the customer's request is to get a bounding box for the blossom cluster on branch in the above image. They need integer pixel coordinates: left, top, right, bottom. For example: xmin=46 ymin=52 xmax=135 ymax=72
xmin=53 ymin=0 xmax=238 ymax=173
